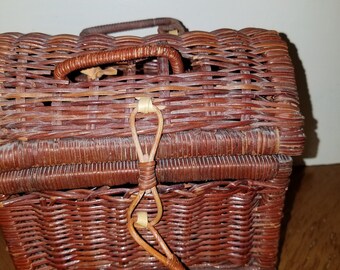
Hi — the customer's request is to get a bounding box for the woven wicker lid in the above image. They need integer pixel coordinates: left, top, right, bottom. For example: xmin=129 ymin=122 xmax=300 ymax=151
xmin=0 ymin=28 xmax=304 ymax=174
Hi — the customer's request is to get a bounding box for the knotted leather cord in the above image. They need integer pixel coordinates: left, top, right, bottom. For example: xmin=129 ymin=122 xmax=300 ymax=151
xmin=127 ymin=97 xmax=185 ymax=270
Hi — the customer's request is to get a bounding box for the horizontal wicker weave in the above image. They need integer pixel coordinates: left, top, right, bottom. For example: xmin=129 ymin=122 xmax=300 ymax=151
xmin=0 ymin=18 xmax=304 ymax=269
xmin=0 ymin=28 xmax=303 ymax=154
xmin=0 ymin=155 xmax=292 ymax=269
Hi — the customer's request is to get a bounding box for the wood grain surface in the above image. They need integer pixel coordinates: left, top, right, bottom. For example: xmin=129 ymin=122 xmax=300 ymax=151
xmin=278 ymin=164 xmax=340 ymax=270
xmin=0 ymin=164 xmax=339 ymax=270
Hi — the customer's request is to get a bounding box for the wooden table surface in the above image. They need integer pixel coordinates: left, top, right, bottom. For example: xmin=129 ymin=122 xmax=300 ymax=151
xmin=1 ymin=164 xmax=339 ymax=270
xmin=278 ymin=164 xmax=340 ymax=270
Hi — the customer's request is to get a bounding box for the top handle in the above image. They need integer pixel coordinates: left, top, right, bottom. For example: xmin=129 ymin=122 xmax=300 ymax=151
xmin=80 ymin=17 xmax=187 ymax=36
xmin=54 ymin=45 xmax=184 ymax=80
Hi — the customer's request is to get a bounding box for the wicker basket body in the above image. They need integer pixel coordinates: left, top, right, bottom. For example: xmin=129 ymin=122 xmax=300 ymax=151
xmin=0 ymin=19 xmax=304 ymax=269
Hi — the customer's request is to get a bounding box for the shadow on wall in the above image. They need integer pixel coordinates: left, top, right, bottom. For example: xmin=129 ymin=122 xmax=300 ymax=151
xmin=277 ymin=33 xmax=318 ymax=268
xmin=280 ymin=33 xmax=319 ymax=165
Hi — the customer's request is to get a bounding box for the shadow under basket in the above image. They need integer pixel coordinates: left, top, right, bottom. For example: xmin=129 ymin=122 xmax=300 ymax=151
xmin=0 ymin=18 xmax=304 ymax=269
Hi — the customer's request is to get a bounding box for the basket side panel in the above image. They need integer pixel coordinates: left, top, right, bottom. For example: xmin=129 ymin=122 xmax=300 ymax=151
xmin=0 ymin=155 xmax=292 ymax=269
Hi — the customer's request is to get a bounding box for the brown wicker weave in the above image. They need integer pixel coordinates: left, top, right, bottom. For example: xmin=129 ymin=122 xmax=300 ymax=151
xmin=0 ymin=18 xmax=304 ymax=269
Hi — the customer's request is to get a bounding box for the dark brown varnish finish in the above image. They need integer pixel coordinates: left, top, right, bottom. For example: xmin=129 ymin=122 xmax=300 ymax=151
xmin=0 ymin=18 xmax=304 ymax=269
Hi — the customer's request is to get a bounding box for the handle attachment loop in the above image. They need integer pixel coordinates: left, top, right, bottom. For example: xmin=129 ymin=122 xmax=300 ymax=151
xmin=127 ymin=97 xmax=185 ymax=270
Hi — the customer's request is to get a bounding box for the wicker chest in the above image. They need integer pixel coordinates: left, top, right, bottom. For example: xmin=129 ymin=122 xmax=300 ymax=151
xmin=0 ymin=18 xmax=304 ymax=269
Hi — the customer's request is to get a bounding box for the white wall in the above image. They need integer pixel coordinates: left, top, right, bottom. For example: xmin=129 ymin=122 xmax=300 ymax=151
xmin=0 ymin=0 xmax=339 ymax=166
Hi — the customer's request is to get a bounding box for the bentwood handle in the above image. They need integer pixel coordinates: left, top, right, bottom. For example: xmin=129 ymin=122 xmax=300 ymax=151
xmin=80 ymin=17 xmax=187 ymax=36
xmin=54 ymin=45 xmax=184 ymax=80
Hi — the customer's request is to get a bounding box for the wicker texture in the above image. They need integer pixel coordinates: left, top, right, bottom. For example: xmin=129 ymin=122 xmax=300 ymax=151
xmin=0 ymin=154 xmax=280 ymax=195
xmin=0 ymin=18 xmax=304 ymax=269
xmin=0 ymin=28 xmax=304 ymax=156
xmin=80 ymin=17 xmax=188 ymax=36
xmin=0 ymin=128 xmax=280 ymax=174
xmin=0 ymin=155 xmax=291 ymax=270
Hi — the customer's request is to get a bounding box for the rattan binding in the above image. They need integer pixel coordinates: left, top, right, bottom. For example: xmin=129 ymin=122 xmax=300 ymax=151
xmin=0 ymin=155 xmax=292 ymax=269
xmin=0 ymin=18 xmax=304 ymax=269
